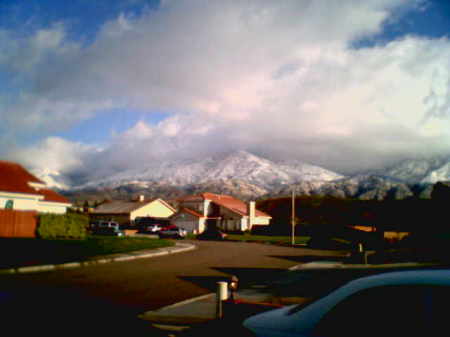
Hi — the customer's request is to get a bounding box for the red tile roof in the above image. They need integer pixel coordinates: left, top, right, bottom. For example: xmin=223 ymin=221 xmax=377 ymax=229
xmin=181 ymin=192 xmax=271 ymax=218
xmin=38 ymin=189 xmax=70 ymax=204
xmin=0 ymin=160 xmax=70 ymax=204
xmin=0 ymin=160 xmax=44 ymax=195
xmin=181 ymin=207 xmax=205 ymax=218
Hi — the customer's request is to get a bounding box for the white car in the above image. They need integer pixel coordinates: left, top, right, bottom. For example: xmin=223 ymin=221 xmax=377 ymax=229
xmin=243 ymin=269 xmax=450 ymax=337
xmin=158 ymin=226 xmax=187 ymax=239
xmin=144 ymin=224 xmax=162 ymax=233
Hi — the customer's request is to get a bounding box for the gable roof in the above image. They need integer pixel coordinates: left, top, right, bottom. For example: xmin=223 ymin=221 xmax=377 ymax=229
xmin=179 ymin=207 xmax=205 ymax=218
xmin=180 ymin=192 xmax=271 ymax=218
xmin=92 ymin=200 xmax=152 ymax=214
xmin=92 ymin=198 xmax=175 ymax=215
xmin=0 ymin=160 xmax=44 ymax=195
xmin=0 ymin=160 xmax=70 ymax=204
xmin=39 ymin=189 xmax=71 ymax=204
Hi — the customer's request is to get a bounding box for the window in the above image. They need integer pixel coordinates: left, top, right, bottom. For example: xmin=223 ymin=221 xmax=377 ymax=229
xmin=5 ymin=200 xmax=13 ymax=209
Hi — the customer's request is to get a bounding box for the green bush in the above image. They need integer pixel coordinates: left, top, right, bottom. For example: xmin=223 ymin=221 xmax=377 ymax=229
xmin=38 ymin=213 xmax=88 ymax=239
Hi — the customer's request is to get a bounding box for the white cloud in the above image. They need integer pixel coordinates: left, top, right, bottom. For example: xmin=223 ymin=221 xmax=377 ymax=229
xmin=2 ymin=0 xmax=450 ymax=178
xmin=7 ymin=137 xmax=93 ymax=174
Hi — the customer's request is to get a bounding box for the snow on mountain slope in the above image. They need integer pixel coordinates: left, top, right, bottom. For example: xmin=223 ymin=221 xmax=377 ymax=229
xmin=76 ymin=150 xmax=343 ymax=190
xmin=376 ymin=158 xmax=448 ymax=183
xmin=421 ymin=162 xmax=450 ymax=184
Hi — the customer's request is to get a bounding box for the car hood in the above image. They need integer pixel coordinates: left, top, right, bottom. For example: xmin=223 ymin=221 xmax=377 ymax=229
xmin=243 ymin=299 xmax=327 ymax=337
xmin=243 ymin=305 xmax=306 ymax=337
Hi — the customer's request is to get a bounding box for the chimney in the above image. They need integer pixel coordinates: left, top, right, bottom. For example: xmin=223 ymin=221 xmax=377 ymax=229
xmin=248 ymin=201 xmax=256 ymax=229
xmin=139 ymin=195 xmax=145 ymax=202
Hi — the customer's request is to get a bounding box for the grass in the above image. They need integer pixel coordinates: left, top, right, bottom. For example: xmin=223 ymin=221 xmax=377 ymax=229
xmin=225 ymin=234 xmax=311 ymax=245
xmin=0 ymin=236 xmax=175 ymax=269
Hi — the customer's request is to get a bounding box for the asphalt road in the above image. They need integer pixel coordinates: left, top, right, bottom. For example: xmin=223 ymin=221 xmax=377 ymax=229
xmin=0 ymin=240 xmax=344 ymax=335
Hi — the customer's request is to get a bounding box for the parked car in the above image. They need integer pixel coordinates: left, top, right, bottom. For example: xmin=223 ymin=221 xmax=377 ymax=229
xmin=158 ymin=226 xmax=187 ymax=239
xmin=243 ymin=269 xmax=450 ymax=337
xmin=143 ymin=224 xmax=162 ymax=233
xmin=89 ymin=220 xmax=102 ymax=230
xmin=196 ymin=228 xmax=227 ymax=240
xmin=160 ymin=224 xmax=177 ymax=231
xmin=92 ymin=221 xmax=125 ymax=237
xmin=135 ymin=217 xmax=171 ymax=233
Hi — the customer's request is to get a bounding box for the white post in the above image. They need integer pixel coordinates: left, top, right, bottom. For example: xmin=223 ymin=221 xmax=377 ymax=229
xmin=216 ymin=281 xmax=228 ymax=319
xmin=291 ymin=189 xmax=295 ymax=245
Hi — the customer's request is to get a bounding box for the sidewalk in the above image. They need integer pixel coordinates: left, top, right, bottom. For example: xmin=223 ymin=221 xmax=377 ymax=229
xmin=0 ymin=242 xmax=196 ymax=274
xmin=139 ymin=288 xmax=283 ymax=332
xmin=139 ymin=259 xmax=441 ymax=332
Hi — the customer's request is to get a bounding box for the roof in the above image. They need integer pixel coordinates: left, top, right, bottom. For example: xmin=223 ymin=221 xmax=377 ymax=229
xmin=0 ymin=160 xmax=44 ymax=195
xmin=180 ymin=192 xmax=271 ymax=218
xmin=0 ymin=160 xmax=70 ymax=204
xmin=38 ymin=189 xmax=71 ymax=204
xmin=92 ymin=198 xmax=175 ymax=215
xmin=156 ymin=198 xmax=178 ymax=213
xmin=93 ymin=200 xmax=153 ymax=214
xmin=179 ymin=207 xmax=205 ymax=218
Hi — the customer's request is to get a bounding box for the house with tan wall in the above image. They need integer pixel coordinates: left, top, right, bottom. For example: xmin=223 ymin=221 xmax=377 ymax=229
xmin=90 ymin=196 xmax=176 ymax=225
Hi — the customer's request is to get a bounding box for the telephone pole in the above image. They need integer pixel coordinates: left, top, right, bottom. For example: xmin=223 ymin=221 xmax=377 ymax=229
xmin=291 ymin=188 xmax=295 ymax=245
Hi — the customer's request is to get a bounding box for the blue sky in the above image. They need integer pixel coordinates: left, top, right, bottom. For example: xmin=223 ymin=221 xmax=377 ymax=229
xmin=353 ymin=0 xmax=450 ymax=47
xmin=1 ymin=0 xmax=450 ymax=177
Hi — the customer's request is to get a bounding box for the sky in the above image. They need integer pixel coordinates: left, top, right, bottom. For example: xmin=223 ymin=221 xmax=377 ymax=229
xmin=1 ymin=0 xmax=450 ymax=184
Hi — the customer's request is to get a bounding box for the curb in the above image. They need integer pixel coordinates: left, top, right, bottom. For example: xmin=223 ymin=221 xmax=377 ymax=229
xmin=289 ymin=260 xmax=440 ymax=270
xmin=0 ymin=242 xmax=196 ymax=275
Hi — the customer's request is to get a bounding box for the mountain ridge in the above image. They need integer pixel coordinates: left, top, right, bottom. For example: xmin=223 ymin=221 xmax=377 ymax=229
xmin=33 ymin=150 xmax=450 ymax=202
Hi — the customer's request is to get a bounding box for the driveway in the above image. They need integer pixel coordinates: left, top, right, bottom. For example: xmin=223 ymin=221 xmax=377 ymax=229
xmin=0 ymin=240 xmax=345 ymax=334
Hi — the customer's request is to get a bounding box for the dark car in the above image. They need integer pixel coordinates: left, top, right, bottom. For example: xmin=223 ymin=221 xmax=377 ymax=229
xmin=244 ymin=269 xmax=450 ymax=337
xmin=92 ymin=221 xmax=124 ymax=237
xmin=196 ymin=228 xmax=227 ymax=240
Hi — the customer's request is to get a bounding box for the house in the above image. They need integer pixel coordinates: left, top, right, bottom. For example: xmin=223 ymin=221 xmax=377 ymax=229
xmin=0 ymin=160 xmax=71 ymax=214
xmin=171 ymin=192 xmax=271 ymax=234
xmin=90 ymin=196 xmax=176 ymax=225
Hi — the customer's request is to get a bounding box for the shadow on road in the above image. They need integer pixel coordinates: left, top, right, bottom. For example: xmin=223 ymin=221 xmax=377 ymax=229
xmin=268 ymin=254 xmax=347 ymax=264
xmin=212 ymin=267 xmax=288 ymax=287
xmin=178 ymin=275 xmax=232 ymax=292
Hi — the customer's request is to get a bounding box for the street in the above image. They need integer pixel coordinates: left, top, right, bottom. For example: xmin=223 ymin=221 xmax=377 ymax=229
xmin=0 ymin=240 xmax=344 ymax=334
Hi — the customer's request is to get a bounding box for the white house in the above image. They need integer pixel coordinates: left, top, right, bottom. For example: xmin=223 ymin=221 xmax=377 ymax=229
xmin=171 ymin=192 xmax=271 ymax=234
xmin=0 ymin=160 xmax=71 ymax=214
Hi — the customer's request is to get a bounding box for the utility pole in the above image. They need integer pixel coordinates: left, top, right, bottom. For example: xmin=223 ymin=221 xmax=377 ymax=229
xmin=291 ymin=188 xmax=295 ymax=245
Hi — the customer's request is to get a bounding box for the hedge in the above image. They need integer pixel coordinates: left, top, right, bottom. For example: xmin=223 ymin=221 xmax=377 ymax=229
xmin=37 ymin=213 xmax=88 ymax=239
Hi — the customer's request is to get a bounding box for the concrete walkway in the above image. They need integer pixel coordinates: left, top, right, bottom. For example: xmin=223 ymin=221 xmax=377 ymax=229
xmin=0 ymin=242 xmax=196 ymax=274
xmin=139 ymin=259 xmax=441 ymax=333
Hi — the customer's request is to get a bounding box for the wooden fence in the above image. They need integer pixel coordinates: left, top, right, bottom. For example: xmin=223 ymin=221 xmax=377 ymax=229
xmin=0 ymin=209 xmax=37 ymax=238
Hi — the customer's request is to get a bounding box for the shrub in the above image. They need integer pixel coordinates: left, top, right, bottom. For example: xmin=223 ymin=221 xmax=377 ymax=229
xmin=37 ymin=213 xmax=88 ymax=239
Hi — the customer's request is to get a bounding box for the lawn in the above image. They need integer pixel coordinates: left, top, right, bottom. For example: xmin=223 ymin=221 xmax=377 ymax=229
xmin=225 ymin=234 xmax=311 ymax=245
xmin=0 ymin=236 xmax=175 ymax=269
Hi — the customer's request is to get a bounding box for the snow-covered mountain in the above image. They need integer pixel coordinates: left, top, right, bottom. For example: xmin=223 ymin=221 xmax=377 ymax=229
xmin=273 ymin=174 xmax=414 ymax=200
xmin=75 ymin=150 xmax=344 ymax=190
xmin=375 ymin=157 xmax=449 ymax=183
xmin=421 ymin=162 xmax=450 ymax=184
xmin=34 ymin=150 xmax=450 ymax=201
